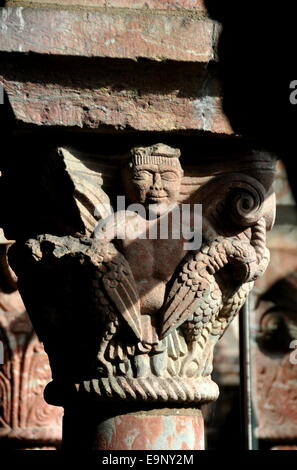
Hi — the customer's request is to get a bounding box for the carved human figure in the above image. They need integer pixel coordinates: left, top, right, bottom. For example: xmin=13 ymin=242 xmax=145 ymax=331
xmin=94 ymin=144 xmax=189 ymax=355
xmin=85 ymin=144 xmax=268 ymax=384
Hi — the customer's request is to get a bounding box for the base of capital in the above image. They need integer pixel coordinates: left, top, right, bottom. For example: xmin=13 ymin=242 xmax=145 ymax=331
xmin=45 ymin=375 xmax=219 ymax=407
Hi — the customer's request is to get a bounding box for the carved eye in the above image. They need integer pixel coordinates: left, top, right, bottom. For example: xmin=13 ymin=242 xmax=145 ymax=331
xmin=161 ymin=172 xmax=178 ymax=181
xmin=133 ymin=171 xmax=152 ymax=180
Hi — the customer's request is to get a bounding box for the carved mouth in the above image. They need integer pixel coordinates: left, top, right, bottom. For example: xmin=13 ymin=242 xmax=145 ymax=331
xmin=147 ymin=194 xmax=168 ymax=202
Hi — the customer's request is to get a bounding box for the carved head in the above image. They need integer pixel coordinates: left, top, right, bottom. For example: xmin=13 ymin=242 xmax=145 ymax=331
xmin=123 ymin=143 xmax=184 ymax=214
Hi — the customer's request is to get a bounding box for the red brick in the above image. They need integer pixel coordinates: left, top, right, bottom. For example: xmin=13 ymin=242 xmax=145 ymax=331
xmin=0 ymin=7 xmax=216 ymax=62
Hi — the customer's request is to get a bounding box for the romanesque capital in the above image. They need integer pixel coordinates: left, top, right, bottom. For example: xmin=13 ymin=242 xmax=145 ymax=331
xmin=7 ymin=144 xmax=276 ymax=409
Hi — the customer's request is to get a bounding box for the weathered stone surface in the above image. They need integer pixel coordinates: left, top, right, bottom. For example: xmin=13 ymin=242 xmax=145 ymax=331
xmin=2 ymin=141 xmax=276 ymax=449
xmin=7 ymin=144 xmax=275 ymax=406
xmin=106 ymin=0 xmax=206 ymax=9
xmin=1 ymin=55 xmax=230 ymax=132
xmin=62 ymin=405 xmax=204 ymax=450
xmin=4 ymin=0 xmax=207 ymax=11
xmin=0 ymin=0 xmax=278 ymax=451
xmin=0 ymin=7 xmax=226 ymax=133
xmin=0 ymin=7 xmax=217 ymax=61
xmin=93 ymin=412 xmax=204 ymax=450
xmin=2 ymin=81 xmax=228 ymax=132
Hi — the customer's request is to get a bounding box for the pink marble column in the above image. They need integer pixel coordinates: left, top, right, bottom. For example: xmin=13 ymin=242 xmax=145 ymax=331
xmin=62 ymin=405 xmax=204 ymax=450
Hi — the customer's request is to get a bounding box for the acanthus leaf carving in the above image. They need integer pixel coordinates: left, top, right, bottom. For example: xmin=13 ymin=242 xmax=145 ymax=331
xmin=0 ymin=306 xmax=63 ymax=445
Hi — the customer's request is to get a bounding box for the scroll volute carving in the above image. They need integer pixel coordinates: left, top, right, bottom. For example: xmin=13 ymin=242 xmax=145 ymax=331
xmin=6 ymin=144 xmax=276 ymax=406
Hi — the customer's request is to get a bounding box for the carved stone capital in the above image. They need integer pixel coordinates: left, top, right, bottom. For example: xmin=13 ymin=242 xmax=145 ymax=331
xmin=252 ymin=266 xmax=297 ymax=442
xmin=6 ymin=144 xmax=276 ymax=410
xmin=0 ymin=254 xmax=62 ymax=449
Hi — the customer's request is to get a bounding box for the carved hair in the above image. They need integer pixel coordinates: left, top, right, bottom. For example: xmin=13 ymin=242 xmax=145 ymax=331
xmin=128 ymin=143 xmax=182 ymax=168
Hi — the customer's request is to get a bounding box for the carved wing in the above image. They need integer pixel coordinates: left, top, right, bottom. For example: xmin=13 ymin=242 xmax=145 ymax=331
xmin=160 ymin=251 xmax=222 ymax=339
xmin=21 ymin=236 xmax=142 ymax=340
xmin=11 ymin=235 xmax=142 ymax=382
xmin=58 ymin=147 xmax=114 ymax=235
xmin=93 ymin=241 xmax=142 ymax=341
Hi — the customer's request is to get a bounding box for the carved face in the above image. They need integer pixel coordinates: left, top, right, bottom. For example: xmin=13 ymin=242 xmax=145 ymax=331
xmin=125 ymin=163 xmax=183 ymax=212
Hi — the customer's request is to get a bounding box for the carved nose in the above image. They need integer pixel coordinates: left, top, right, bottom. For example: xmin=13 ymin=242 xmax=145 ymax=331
xmin=151 ymin=173 xmax=162 ymax=190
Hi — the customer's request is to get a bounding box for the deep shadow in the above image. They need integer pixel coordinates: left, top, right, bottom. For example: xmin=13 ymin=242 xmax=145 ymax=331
xmin=0 ymin=52 xmax=217 ymax=99
xmin=204 ymin=1 xmax=297 ymax=200
xmin=205 ymin=386 xmax=242 ymax=449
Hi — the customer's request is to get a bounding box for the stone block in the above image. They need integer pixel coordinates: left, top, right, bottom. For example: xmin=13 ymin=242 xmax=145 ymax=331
xmin=4 ymin=0 xmax=207 ymax=11
xmin=0 ymin=7 xmax=217 ymax=62
xmin=1 ymin=56 xmax=231 ymax=132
